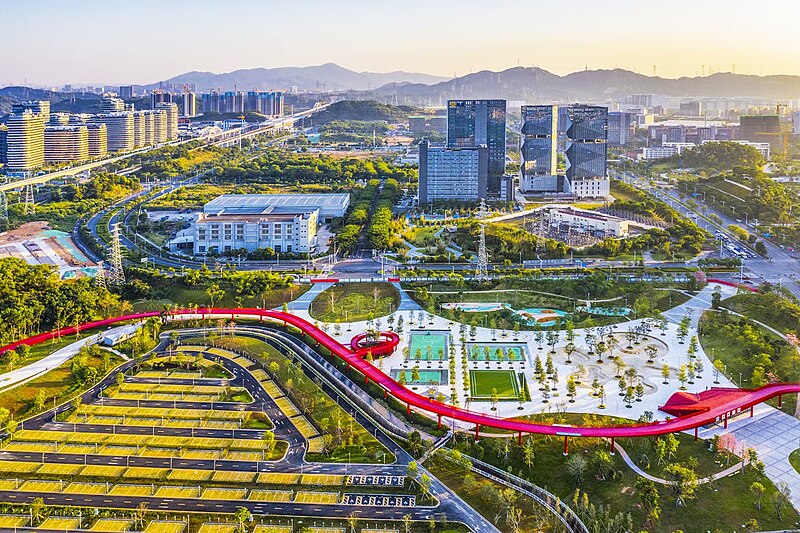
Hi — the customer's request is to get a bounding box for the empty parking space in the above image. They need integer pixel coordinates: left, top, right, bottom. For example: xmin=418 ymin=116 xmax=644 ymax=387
xmin=293 ymin=491 xmax=339 ymax=504
xmin=201 ymin=487 xmax=247 ymax=500
xmin=256 ymin=472 xmax=300 ymax=485
xmin=80 ymin=465 xmax=126 ymax=477
xmin=261 ymin=381 xmax=284 ymax=399
xmin=19 ymin=480 xmax=61 ymax=493
xmin=109 ymin=484 xmax=153 ymax=496
xmin=248 ymin=490 xmax=293 ymax=502
xmin=155 ymin=486 xmax=201 ymax=499
xmin=123 ymin=467 xmax=168 ymax=479
xmin=65 ymin=482 xmax=108 ymax=495
xmin=143 ymin=520 xmax=187 ymax=533
xmin=167 ymin=469 xmax=212 ymax=482
xmin=90 ymin=518 xmax=135 ymax=531
xmin=37 ymin=463 xmax=84 ymax=476
xmin=211 ymin=471 xmax=256 ymax=484
xmin=301 ymin=474 xmax=344 ymax=486
xmin=0 ymin=516 xmax=28 ymax=528
xmin=291 ymin=416 xmax=319 ymax=439
xmin=39 ymin=517 xmax=82 ymax=530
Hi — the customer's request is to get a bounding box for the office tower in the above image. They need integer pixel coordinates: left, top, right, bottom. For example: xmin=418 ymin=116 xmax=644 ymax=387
xmin=565 ymin=105 xmax=609 ymax=198
xmin=0 ymin=125 xmax=7 ymax=165
xmin=152 ymin=109 xmax=168 ymax=144
xmin=418 ymin=141 xmax=488 ymax=204
xmin=150 ymin=89 xmax=172 ymax=109
xmin=6 ymin=110 xmax=46 ymax=171
xmin=181 ymin=92 xmax=197 ymax=117
xmin=607 ymin=111 xmax=634 ymax=146
xmin=100 ymin=96 xmax=125 ymax=113
xmin=132 ymin=112 xmax=146 ymax=148
xmin=63 ymin=84 xmax=72 ymax=93
xmin=156 ymin=102 xmax=179 ymax=140
xmin=447 ymin=99 xmax=506 ymax=194
xmin=119 ymin=85 xmax=134 ymax=100
xmin=628 ymin=94 xmax=654 ymax=107
xmin=44 ymin=125 xmax=89 ymax=164
xmin=92 ymin=113 xmax=134 ymax=152
xmin=12 ymin=101 xmax=50 ymax=124
xmin=519 ymin=105 xmax=558 ymax=193
xmin=87 ymin=123 xmax=107 ymax=158
xmin=739 ymin=115 xmax=783 ymax=153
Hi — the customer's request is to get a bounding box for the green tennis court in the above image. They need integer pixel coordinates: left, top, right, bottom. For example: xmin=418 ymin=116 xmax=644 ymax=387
xmin=469 ymin=370 xmax=520 ymax=399
xmin=408 ymin=332 xmax=448 ymax=360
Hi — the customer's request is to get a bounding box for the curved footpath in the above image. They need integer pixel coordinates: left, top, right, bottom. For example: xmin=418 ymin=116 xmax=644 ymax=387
xmin=2 ymin=308 xmax=800 ymax=442
xmin=611 ymin=441 xmax=742 ymax=485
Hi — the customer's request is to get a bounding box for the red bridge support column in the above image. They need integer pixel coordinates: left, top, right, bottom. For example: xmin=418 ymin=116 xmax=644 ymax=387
xmin=609 ymin=437 xmax=615 ymax=455
xmin=383 ymin=390 xmax=388 ymax=399
xmin=778 ymin=395 xmax=783 ymax=408
xmin=437 ymin=415 xmax=442 ymax=430
xmin=364 ymin=376 xmax=369 ymax=385
xmin=518 ymin=432 xmax=522 ymax=446
xmin=750 ymin=406 xmax=754 ymax=417
xmin=694 ymin=426 xmax=698 ymax=441
xmin=406 ymin=403 xmax=411 ymax=415
xmin=563 ymin=436 xmax=569 ymax=456
xmin=475 ymin=425 xmax=480 ymax=442
xmin=723 ymin=412 xmax=728 ymax=429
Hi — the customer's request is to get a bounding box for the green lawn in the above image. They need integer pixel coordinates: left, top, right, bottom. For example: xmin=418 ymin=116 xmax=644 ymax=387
xmin=790 ymin=449 xmax=800 ymax=475
xmin=408 ymin=332 xmax=448 ymax=360
xmin=469 ymin=370 xmax=519 ymax=399
xmin=310 ymin=282 xmax=400 ymax=322
xmin=130 ymin=284 xmax=309 ymax=313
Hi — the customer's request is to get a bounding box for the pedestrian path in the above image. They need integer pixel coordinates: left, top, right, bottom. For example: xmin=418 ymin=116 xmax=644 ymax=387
xmin=699 ymin=403 xmax=800 ymax=509
xmin=612 ymin=440 xmax=741 ymax=485
xmin=285 ymin=282 xmax=333 ymax=313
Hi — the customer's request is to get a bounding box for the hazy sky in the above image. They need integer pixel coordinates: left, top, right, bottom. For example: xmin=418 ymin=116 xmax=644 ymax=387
xmin=3 ymin=0 xmax=800 ymax=86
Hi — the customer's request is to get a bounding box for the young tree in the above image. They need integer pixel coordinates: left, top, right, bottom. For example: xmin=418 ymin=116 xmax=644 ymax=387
xmin=635 ymin=382 xmax=645 ymax=402
xmin=613 ymin=357 xmax=626 ymax=378
xmin=773 ymin=482 xmax=792 ymax=520
xmin=566 ymin=376 xmax=577 ymax=402
xmin=661 ymin=364 xmax=670 ymax=385
xmin=522 ymin=438 xmax=535 ymax=470
xmin=687 ymin=361 xmax=696 ymax=384
xmin=664 ymin=463 xmax=698 ymax=505
xmin=595 ymin=341 xmax=607 ymax=364
xmin=591 ymin=377 xmax=601 ymax=397
xmin=233 ymin=507 xmax=251 ymax=533
xmin=490 ymin=388 xmax=499 ymax=411
xmin=566 ymin=454 xmax=587 ymax=485
xmin=750 ymin=481 xmax=765 ymax=510
xmin=598 ymin=385 xmax=606 ymax=409
xmin=677 ymin=315 xmax=691 ymax=344
xmin=624 ymin=386 xmax=635 ymax=408
xmin=678 ymin=364 xmax=688 ymax=390
xmin=644 ymin=344 xmax=658 ymax=363
xmin=564 ymin=342 xmax=576 ymax=364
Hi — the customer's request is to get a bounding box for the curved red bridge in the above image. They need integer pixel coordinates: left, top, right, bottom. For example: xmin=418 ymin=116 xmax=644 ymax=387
xmin=2 ymin=308 xmax=797 ymax=443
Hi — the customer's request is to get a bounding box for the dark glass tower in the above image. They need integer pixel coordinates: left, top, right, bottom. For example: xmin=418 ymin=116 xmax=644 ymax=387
xmin=447 ymin=100 xmax=506 ymax=194
xmin=520 ymin=105 xmax=558 ymax=184
xmin=565 ymin=105 xmax=608 ymax=182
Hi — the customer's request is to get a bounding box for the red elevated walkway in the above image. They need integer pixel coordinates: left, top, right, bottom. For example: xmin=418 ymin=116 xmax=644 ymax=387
xmin=1 ymin=308 xmax=796 ymax=444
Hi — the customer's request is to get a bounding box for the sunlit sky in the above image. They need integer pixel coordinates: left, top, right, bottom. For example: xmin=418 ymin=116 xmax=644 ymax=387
xmin=3 ymin=0 xmax=800 ymax=86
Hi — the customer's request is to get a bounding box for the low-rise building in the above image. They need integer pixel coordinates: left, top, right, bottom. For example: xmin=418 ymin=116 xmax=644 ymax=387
xmin=543 ymin=205 xmax=630 ymax=238
xmin=203 ymin=193 xmax=350 ymax=222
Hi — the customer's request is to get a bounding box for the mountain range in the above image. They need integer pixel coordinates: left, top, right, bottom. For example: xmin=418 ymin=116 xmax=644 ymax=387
xmin=369 ymin=67 xmax=800 ymax=104
xmin=140 ymin=63 xmax=449 ymax=92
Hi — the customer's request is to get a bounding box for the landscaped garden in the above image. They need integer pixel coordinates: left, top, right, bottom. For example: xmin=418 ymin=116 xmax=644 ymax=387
xmin=310 ymin=282 xmax=401 ymax=323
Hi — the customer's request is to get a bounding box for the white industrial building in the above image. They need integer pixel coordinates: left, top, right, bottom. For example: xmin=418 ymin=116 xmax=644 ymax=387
xmin=543 ymin=205 xmax=630 ymax=237
xmin=191 ymin=193 xmax=349 ymax=256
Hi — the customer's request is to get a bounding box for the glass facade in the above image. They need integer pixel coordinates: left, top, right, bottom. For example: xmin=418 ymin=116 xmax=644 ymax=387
xmin=565 ymin=105 xmax=608 ymax=182
xmin=447 ymin=100 xmax=506 ymax=193
xmin=520 ymin=105 xmax=557 ymax=181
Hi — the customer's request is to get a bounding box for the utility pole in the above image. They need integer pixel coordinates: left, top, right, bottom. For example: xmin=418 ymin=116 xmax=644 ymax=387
xmin=23 ymin=184 xmax=35 ymax=215
xmin=108 ymin=224 xmax=126 ymax=286
xmin=476 ymin=225 xmax=489 ymax=281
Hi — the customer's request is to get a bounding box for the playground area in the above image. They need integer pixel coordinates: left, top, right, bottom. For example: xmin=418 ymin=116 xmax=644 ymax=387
xmin=469 ymin=369 xmax=520 ymax=399
xmin=407 ymin=331 xmax=449 ymax=361
xmin=512 ymin=307 xmax=569 ymax=326
xmin=466 ymin=343 xmax=528 ymax=362
xmin=576 ymin=305 xmax=633 ymax=317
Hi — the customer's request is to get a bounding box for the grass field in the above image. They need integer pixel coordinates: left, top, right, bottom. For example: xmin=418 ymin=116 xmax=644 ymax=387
xmin=469 ymin=370 xmax=519 ymax=399
xmin=309 ymin=282 xmax=400 ymax=322
xmin=408 ymin=332 xmax=448 ymax=360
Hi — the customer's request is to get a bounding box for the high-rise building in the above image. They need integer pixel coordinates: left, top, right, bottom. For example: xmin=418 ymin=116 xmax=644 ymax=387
xmin=7 ymin=111 xmax=46 ymax=171
xmin=679 ymin=101 xmax=703 ymax=117
xmin=202 ymin=91 xmax=221 ymax=113
xmin=142 ymin=111 xmax=154 ymax=146
xmin=150 ymin=90 xmax=172 ymax=109
xmin=12 ymin=101 xmax=50 ymax=124
xmin=794 ymin=111 xmax=800 ymax=135
xmin=181 ymin=92 xmax=197 ymax=117
xmin=564 ymin=105 xmax=609 ymax=198
xmin=44 ymin=125 xmax=89 ymax=164
xmin=132 ymin=112 xmax=146 ymax=148
xmin=446 ymin=99 xmax=506 ymax=194
xmin=418 ymin=141 xmax=488 ymax=204
xmin=0 ymin=125 xmax=7 ymax=165
xmin=119 ymin=85 xmax=134 ymax=100
xmin=628 ymin=94 xmax=654 ymax=108
xmin=739 ymin=115 xmax=783 ymax=153
xmin=87 ymin=123 xmax=107 ymax=158
xmin=91 ymin=113 xmax=134 ymax=153
xmin=152 ymin=109 xmax=168 ymax=144
xmin=607 ymin=111 xmax=634 ymax=146
xmin=519 ymin=105 xmax=558 ymax=193
xmin=100 ymin=96 xmax=125 ymax=113
xmin=156 ymin=102 xmax=179 ymax=140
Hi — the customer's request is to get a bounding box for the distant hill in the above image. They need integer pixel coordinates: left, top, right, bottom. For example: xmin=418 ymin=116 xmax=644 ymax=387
xmin=313 ymin=100 xmax=419 ymax=124
xmin=141 ymin=63 xmax=450 ymax=92
xmin=369 ymin=67 xmax=800 ymax=104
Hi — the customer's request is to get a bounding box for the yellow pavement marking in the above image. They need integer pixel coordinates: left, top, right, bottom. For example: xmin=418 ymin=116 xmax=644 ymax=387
xmin=201 ymin=487 xmax=246 ymax=500
xmin=90 ymin=518 xmax=135 ymax=531
xmin=143 ymin=520 xmax=187 ymax=533
xmin=293 ymin=491 xmax=339 ymax=504
xmin=211 ymin=470 xmax=255 ymax=483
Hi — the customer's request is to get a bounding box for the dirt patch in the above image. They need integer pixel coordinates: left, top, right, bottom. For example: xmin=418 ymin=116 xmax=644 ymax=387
xmin=0 ymin=221 xmax=51 ymax=244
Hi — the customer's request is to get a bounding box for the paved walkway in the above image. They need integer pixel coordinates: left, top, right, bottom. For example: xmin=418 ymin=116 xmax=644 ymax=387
xmin=699 ymin=403 xmax=800 ymax=509
xmin=285 ymin=282 xmax=332 ymax=313
xmin=0 ymin=323 xmax=141 ymax=392
xmin=613 ymin=441 xmax=741 ymax=485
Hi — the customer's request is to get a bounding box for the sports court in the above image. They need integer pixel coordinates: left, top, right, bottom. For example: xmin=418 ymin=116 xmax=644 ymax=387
xmin=408 ymin=331 xmax=449 ymax=360
xmin=469 ymin=369 xmax=520 ymax=399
